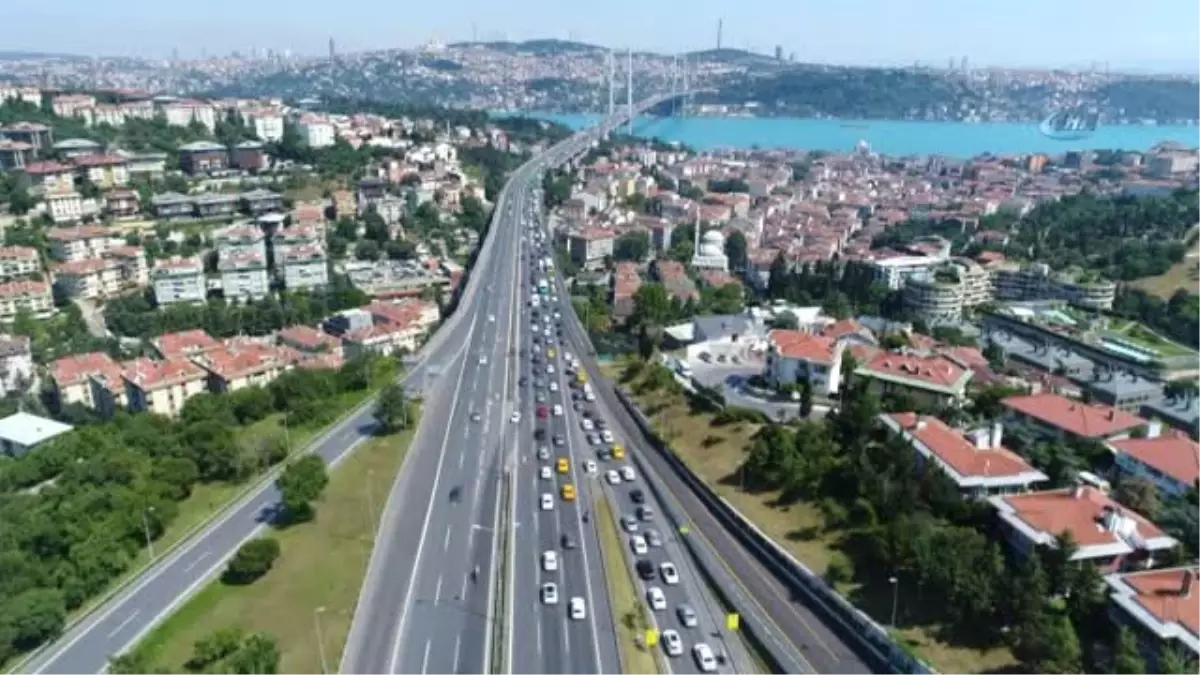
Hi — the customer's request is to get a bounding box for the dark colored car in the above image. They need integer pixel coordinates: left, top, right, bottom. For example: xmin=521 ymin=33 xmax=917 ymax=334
xmin=561 ymin=533 xmax=577 ymax=550
xmin=536 ymin=406 xmax=549 ymax=419
xmin=636 ymin=559 xmax=655 ymax=580
xmin=630 ymin=489 xmax=645 ymax=505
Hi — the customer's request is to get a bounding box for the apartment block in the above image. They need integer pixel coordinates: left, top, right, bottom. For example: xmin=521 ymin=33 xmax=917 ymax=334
xmin=48 ymin=351 xmax=124 ymax=409
xmin=152 ymin=257 xmax=207 ymax=305
xmin=568 ymin=228 xmax=615 ymax=270
xmin=161 ymin=100 xmax=216 ymax=132
xmin=123 ymin=357 xmax=208 ymax=418
xmin=152 ymin=329 xmax=220 ymax=360
xmin=47 ymin=226 xmax=122 ymax=262
xmin=215 ymin=225 xmax=267 ymax=259
xmin=0 ymin=335 xmax=34 ymax=394
xmin=0 ymin=281 xmax=54 ymax=321
xmin=280 ymin=246 xmax=329 ymax=291
xmin=193 ymin=343 xmax=293 ymax=393
xmin=219 ymin=253 xmax=270 ymax=300
xmin=297 ymin=115 xmax=335 ymax=148
xmin=71 ymin=153 xmax=129 ymax=189
xmin=0 ymin=247 xmax=42 ymax=282
xmin=45 ymin=188 xmax=85 ymax=224
xmin=53 ymin=259 xmax=123 ymax=300
xmin=991 ymin=262 xmax=1116 ymax=311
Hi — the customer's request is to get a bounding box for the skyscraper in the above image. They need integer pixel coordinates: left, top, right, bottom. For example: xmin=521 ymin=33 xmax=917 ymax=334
xmin=328 ymin=37 xmax=336 ymax=60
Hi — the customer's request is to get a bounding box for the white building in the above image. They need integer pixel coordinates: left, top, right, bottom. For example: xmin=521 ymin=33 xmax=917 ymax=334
xmin=0 ymin=412 xmax=73 ymax=457
xmin=868 ymin=255 xmax=943 ymax=290
xmin=297 ymin=116 xmax=335 ymax=148
xmin=215 ymin=225 xmax=267 ymax=259
xmin=764 ymin=329 xmax=845 ymax=395
xmin=45 ymin=188 xmax=85 ymax=224
xmin=567 ymin=228 xmax=615 ymax=270
xmin=0 ymin=246 xmax=42 ymax=282
xmin=280 ymin=246 xmax=329 ymax=291
xmin=0 ymin=335 xmax=34 ymax=394
xmin=47 ymin=226 xmax=122 ymax=262
xmin=248 ymin=111 xmax=285 ymax=142
xmin=0 ymin=281 xmax=54 ymax=321
xmin=691 ymin=227 xmax=729 ymax=273
xmin=219 ymin=253 xmax=270 ymax=300
xmin=53 ymin=258 xmax=124 ymax=300
xmin=152 ymin=257 xmax=207 ymax=305
xmin=162 ymin=100 xmax=217 ymax=132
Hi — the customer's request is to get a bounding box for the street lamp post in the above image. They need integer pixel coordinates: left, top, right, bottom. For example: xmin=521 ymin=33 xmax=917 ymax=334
xmin=366 ymin=469 xmax=378 ymax=530
xmin=888 ymin=576 xmax=899 ymax=629
xmin=142 ymin=506 xmax=156 ymax=562
xmin=313 ymin=606 xmax=329 ymax=674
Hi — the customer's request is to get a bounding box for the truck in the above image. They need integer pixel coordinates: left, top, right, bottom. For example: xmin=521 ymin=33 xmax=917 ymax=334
xmin=537 ymin=279 xmax=550 ymax=296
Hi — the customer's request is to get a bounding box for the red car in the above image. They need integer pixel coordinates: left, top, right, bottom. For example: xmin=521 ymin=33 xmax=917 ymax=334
xmin=536 ymin=406 xmax=549 ymax=419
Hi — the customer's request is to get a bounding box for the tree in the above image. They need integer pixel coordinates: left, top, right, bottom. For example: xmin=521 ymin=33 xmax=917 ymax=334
xmin=109 ymin=650 xmax=165 ymax=675
xmin=1111 ymin=628 xmax=1146 ymax=674
xmin=4 ymin=588 xmax=66 ymax=652
xmin=724 ymin=231 xmax=748 ymax=271
xmin=276 ymin=455 xmax=330 ymax=523
xmin=1012 ymin=608 xmax=1083 ymax=674
xmin=772 ymin=311 xmax=799 ymax=330
xmin=222 ymin=537 xmax=281 ymax=584
xmin=1158 ymin=646 xmax=1197 ymax=675
xmin=631 ymin=282 xmax=671 ymax=328
xmin=613 ymin=232 xmax=650 ymax=262
xmin=1114 ymin=476 xmax=1160 ymax=519
xmin=799 ymin=380 xmax=814 ymax=418
xmin=375 ymin=383 xmax=413 ymax=433
xmin=227 ymin=632 xmax=281 ymax=674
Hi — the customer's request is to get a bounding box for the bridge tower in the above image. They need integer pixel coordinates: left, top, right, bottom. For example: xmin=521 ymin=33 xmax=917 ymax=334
xmin=607 ymin=50 xmax=615 ymax=118
xmin=626 ymin=47 xmax=634 ymax=136
xmin=681 ymin=55 xmax=689 ymax=118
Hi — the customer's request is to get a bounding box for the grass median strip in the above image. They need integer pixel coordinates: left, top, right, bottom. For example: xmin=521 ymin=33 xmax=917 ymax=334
xmin=126 ymin=414 xmax=420 ymax=673
xmin=595 ymin=493 xmax=660 ymax=675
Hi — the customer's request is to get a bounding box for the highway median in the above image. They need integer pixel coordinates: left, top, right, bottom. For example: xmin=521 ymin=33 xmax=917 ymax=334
xmin=595 ymin=493 xmax=661 ymax=675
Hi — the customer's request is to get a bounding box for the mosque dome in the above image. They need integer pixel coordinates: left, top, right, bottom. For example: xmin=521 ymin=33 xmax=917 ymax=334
xmin=699 ymin=229 xmax=726 ymax=257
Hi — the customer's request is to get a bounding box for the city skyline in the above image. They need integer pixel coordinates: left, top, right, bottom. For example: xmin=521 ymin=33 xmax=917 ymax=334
xmin=3 ymin=0 xmax=1198 ymax=74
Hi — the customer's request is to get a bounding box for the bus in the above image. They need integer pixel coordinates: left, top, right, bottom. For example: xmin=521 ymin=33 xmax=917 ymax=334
xmin=537 ymin=279 xmax=549 ymax=296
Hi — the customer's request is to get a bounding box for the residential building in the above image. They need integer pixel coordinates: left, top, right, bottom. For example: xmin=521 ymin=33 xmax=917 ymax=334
xmin=193 ymin=343 xmax=292 ymax=393
xmin=123 ymin=357 xmax=208 ymax=418
xmin=0 ymin=140 xmax=33 ymax=170
xmin=107 ymin=246 xmax=149 ymax=287
xmin=0 ymin=85 xmax=42 ymax=107
xmin=151 ymin=192 xmax=195 ymax=219
xmin=247 ymin=110 xmax=284 ymax=142
xmin=342 ymin=323 xmax=420 ymax=358
xmin=215 ymin=225 xmax=267 ymax=259
xmin=178 ymin=141 xmax=227 ymax=175
xmin=21 ymin=160 xmax=74 ymax=195
xmin=278 ymin=325 xmax=342 ymax=356
xmin=271 ymin=224 xmax=322 ymax=261
xmin=49 ymin=351 xmax=124 ymax=408
xmin=0 ymin=121 xmax=52 ymax=153
xmin=0 ymin=412 xmax=73 ymax=457
xmin=194 ymin=193 xmax=238 ymax=219
xmin=280 ymin=246 xmax=329 ymax=291
xmin=240 ymin=188 xmax=283 ymax=215
xmin=868 ymin=255 xmax=944 ymax=290
xmin=231 ymin=141 xmax=267 ymax=173
xmin=45 ymin=187 xmax=85 ymax=224
xmin=903 ymin=258 xmax=993 ymax=321
xmin=71 ymin=154 xmax=129 ymax=188
xmin=880 ymin=413 xmax=1047 ymax=498
xmin=52 ymin=94 xmax=96 ymax=119
xmin=51 ymin=138 xmax=101 ymax=160
xmin=297 ymin=115 xmax=335 ymax=148
xmin=152 ymin=257 xmax=207 ymax=305
xmin=104 ymin=189 xmax=140 ymax=218
xmin=0 ymin=281 xmax=53 ymax=321
xmin=765 ymin=330 xmax=844 ymax=395
xmin=0 ymin=335 xmax=34 ymax=394
xmin=120 ymin=151 xmax=168 ymax=179
xmin=152 ymin=329 xmax=220 ymax=360
xmin=47 ymin=226 xmax=121 ymax=262
xmin=161 ymin=100 xmax=216 ymax=132
xmin=991 ymin=262 xmax=1117 ymax=311
xmin=612 ymin=262 xmax=642 ymax=319
xmin=1104 ymin=566 xmax=1199 ymax=667
xmin=653 ymin=260 xmax=699 ymax=303
xmin=1001 ymin=393 xmax=1148 ymax=442
xmin=568 ymin=228 xmax=615 ymax=270
xmin=990 ymin=485 xmax=1177 ymax=571
xmin=853 ymin=352 xmax=973 ymax=407
xmin=53 ymin=258 xmax=123 ymax=300
xmin=1110 ymin=430 xmax=1200 ymax=499
xmin=219 ymin=252 xmax=270 ymax=300
xmin=0 ymin=246 xmax=41 ymax=282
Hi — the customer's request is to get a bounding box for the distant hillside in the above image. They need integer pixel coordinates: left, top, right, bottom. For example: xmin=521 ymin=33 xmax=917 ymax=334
xmin=685 ymin=48 xmax=780 ymax=67
xmin=0 ymin=50 xmax=87 ymax=62
xmin=450 ymin=39 xmax=604 ymax=56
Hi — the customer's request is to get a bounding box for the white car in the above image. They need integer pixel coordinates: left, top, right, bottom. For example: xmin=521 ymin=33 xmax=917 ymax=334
xmin=540 ymin=493 xmax=554 ymax=511
xmin=542 ymin=550 xmax=558 ymax=572
xmin=584 ymin=391 xmax=595 ymax=402
xmin=580 ymin=418 xmax=594 ymax=431
xmin=584 ymin=459 xmax=597 ymax=475
xmin=547 ymin=364 xmax=556 ymax=374
xmin=541 ymin=582 xmax=558 ymax=605
xmin=564 ymin=352 xmax=573 ymax=362
xmin=620 ymin=466 xmax=636 ymax=482
xmin=605 ymin=470 xmax=622 ymax=485
xmin=601 ymin=429 xmax=614 ymax=443
xmin=660 ymin=562 xmax=680 ymax=585
xmin=553 ymin=404 xmax=564 ymax=417
xmin=646 ymin=586 xmax=667 ymax=611
xmin=569 ymin=597 xmax=587 ymax=620
xmin=488 ymin=314 xmax=496 ymax=322
xmin=540 ymin=466 xmax=552 ymax=480
xmin=693 ymin=644 xmax=718 ymax=672
xmin=511 ymin=411 xmax=521 ymax=423
xmin=479 ymin=355 xmax=489 ymax=365
xmin=661 ymin=629 xmax=684 ymax=657
xmin=630 ymin=535 xmax=648 ymax=556
xmin=549 ymin=382 xmax=559 ymax=392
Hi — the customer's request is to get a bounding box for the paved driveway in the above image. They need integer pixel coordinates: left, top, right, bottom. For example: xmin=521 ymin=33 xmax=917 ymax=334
xmin=686 ymin=361 xmax=828 ymax=422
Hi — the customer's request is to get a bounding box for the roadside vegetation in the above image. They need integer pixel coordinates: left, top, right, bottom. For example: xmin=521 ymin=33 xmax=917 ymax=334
xmin=595 ymin=494 xmax=660 ymax=675
xmin=114 ymin=393 xmax=421 ymax=673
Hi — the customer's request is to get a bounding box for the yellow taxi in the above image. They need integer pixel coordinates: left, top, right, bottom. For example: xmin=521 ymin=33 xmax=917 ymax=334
xmin=576 ymin=371 xmax=588 ymax=385
xmin=561 ymin=484 xmax=576 ymax=501
xmin=611 ymin=443 xmax=626 ymax=460
xmin=557 ymin=457 xmax=570 ymax=474
xmin=547 ymin=348 xmax=557 ymax=359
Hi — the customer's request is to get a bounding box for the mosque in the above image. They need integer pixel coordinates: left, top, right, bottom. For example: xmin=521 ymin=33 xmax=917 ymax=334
xmin=690 ymin=223 xmax=728 ymax=272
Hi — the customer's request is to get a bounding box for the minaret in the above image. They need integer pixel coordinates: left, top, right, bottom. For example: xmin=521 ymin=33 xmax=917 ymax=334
xmin=626 ymin=48 xmax=634 ymax=136
xmin=693 ymin=211 xmax=700 ymax=259
xmin=607 ymin=51 xmax=615 ymax=117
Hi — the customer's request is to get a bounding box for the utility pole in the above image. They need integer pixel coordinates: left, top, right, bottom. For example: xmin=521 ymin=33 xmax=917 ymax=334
xmin=626 ymin=47 xmax=633 ymax=136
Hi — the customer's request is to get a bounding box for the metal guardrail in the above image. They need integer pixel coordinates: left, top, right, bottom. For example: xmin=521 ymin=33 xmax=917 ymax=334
xmin=612 ymin=388 xmax=936 ymax=675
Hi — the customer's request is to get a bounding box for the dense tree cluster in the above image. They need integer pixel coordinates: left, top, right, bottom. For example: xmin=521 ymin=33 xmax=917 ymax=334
xmin=1112 ymin=286 xmax=1199 ymax=349
xmin=0 ymin=356 xmax=391 ymax=662
xmin=459 ymin=146 xmax=527 ymax=201
xmin=104 ymin=280 xmax=369 ymax=339
xmin=111 ymin=626 xmax=281 ymax=674
xmin=768 ymin=258 xmax=904 ymax=320
xmin=223 ymin=537 xmax=282 ymax=585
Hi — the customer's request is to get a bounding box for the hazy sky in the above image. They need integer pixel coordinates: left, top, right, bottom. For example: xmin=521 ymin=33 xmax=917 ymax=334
xmin=6 ymin=0 xmax=1198 ymax=72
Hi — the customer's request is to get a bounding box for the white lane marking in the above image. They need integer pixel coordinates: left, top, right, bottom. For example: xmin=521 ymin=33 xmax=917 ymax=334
xmin=420 ymin=639 xmax=432 ymax=675
xmin=105 ymin=611 xmax=139 ymax=639
xmin=459 ymin=447 xmax=466 ymax=469
xmin=452 ymin=635 xmax=462 ymax=674
xmin=434 ymin=575 xmax=443 ymax=604
xmin=536 ymin=609 xmax=544 ymax=657
xmin=443 ymin=526 xmax=452 ymax=552
xmin=181 ymin=550 xmax=211 ymax=573
xmin=502 ymin=193 xmax=526 ymax=675
xmin=388 ymin=308 xmax=481 ymax=675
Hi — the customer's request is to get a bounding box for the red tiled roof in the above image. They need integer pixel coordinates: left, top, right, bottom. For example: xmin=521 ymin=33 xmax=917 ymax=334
xmin=194 ymin=344 xmax=289 ymax=381
xmin=71 ymin=153 xmax=127 ymax=167
xmin=886 ymin=413 xmax=1043 ymax=482
xmin=278 ymin=325 xmax=341 ymax=353
xmin=153 ymin=329 xmax=220 ymax=359
xmin=1108 ymin=566 xmax=1200 ymax=643
xmin=0 ymin=280 xmax=50 ymax=298
xmin=1111 ymin=434 xmax=1200 ymax=488
xmin=1002 ymin=393 xmax=1146 ymax=439
xmin=123 ymin=356 xmax=206 ymax=391
xmin=821 ymin=318 xmax=871 ymax=342
xmin=769 ymin=330 xmax=838 ymax=364
xmin=0 ymin=246 xmax=38 ymax=261
xmin=995 ymin=486 xmax=1170 ymax=550
xmin=857 ymin=352 xmax=971 ymax=393
xmin=51 ymin=351 xmax=121 ymax=388
xmin=21 ymin=161 xmax=72 ymax=176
